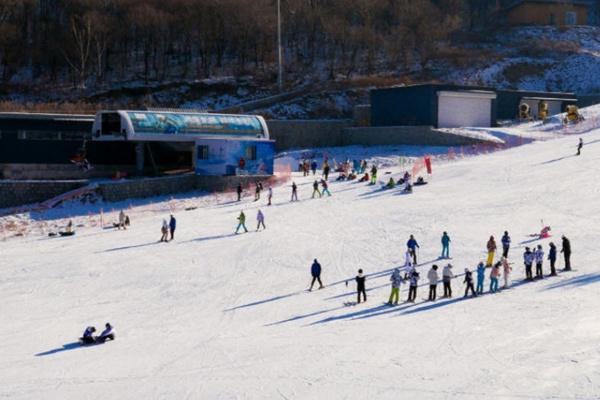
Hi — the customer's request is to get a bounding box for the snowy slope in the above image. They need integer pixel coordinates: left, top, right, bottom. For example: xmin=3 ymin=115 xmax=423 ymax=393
xmin=1 ymin=122 xmax=600 ymax=398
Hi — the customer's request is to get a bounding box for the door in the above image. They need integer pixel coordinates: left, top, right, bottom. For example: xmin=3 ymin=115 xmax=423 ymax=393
xmin=437 ymin=94 xmax=493 ymax=128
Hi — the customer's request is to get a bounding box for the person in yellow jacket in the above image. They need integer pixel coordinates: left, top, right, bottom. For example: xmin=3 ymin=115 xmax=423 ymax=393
xmin=235 ymin=211 xmax=248 ymax=234
xmin=486 ymin=235 xmax=497 ymax=266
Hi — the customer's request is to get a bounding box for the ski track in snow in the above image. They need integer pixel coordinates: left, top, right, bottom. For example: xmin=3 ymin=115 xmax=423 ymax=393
xmin=1 ymin=111 xmax=600 ymax=398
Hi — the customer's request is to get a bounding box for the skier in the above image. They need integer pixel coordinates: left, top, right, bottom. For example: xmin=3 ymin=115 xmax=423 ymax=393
xmin=548 ymin=242 xmax=557 ymax=276
xmin=267 ymin=186 xmax=273 ymax=206
xmin=311 ymin=160 xmax=318 ymax=175
xmin=501 ymin=256 xmax=512 ymax=288
xmin=442 ymin=263 xmax=454 ymax=298
xmin=387 ymin=268 xmax=403 ymax=305
xmin=441 ymin=231 xmax=451 ymax=259
xmin=323 ymin=160 xmax=330 ymax=181
xmin=235 ymin=211 xmax=248 ymax=234
xmin=118 ymin=210 xmax=126 ymax=230
xmin=427 ymin=265 xmax=439 ymax=301
xmin=501 ymin=231 xmax=511 ymax=258
xmin=356 ymin=269 xmax=367 ymax=304
xmin=476 ymin=262 xmax=486 ymax=295
xmin=169 ymin=214 xmax=176 ymax=241
xmin=96 ymin=322 xmax=115 ymax=343
xmin=486 ymin=235 xmax=497 ymax=266
xmin=321 ymin=179 xmax=331 ymax=196
xmin=385 ymin=177 xmax=396 ymax=189
xmin=464 ymin=268 xmax=476 ymax=297
xmin=370 ymin=165 xmax=378 ymax=185
xmin=523 ymin=247 xmax=534 ymax=281
xmin=309 ymin=259 xmax=324 ymax=291
xmin=291 ymin=181 xmax=298 ymax=202
xmin=254 ymin=182 xmax=261 ymax=201
xmin=534 ymin=244 xmax=544 ymax=279
xmin=577 ymin=138 xmax=583 ymax=156
xmin=404 ymin=250 xmax=413 ymax=268
xmin=160 ymin=219 xmax=169 ymax=242
xmin=407 ymin=269 xmax=419 ymax=303
xmin=236 ymin=183 xmax=243 ymax=202
xmin=81 ymin=326 xmax=96 ymax=344
xmin=65 ymin=220 xmax=74 ymax=234
xmin=256 ymin=209 xmax=266 ymax=231
xmin=407 ymin=234 xmax=420 ymax=265
xmin=489 ymin=263 xmax=501 ymax=293
xmin=561 ymin=235 xmax=571 ymax=271
xmin=358 ymin=172 xmax=369 ymax=183
xmin=312 ymin=180 xmax=321 ymax=198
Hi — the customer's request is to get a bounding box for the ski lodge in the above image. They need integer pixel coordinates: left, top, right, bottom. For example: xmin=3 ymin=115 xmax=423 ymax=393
xmin=0 ymin=110 xmax=274 ymax=180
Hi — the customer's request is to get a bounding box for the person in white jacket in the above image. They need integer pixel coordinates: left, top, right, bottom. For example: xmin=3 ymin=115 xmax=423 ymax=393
xmin=534 ymin=244 xmax=544 ymax=279
xmin=442 ymin=264 xmax=454 ymax=298
xmin=404 ymin=250 xmax=413 ymax=267
xmin=427 ymin=265 xmax=439 ymax=301
xmin=118 ymin=210 xmax=126 ymax=230
xmin=501 ymin=256 xmax=512 ymax=288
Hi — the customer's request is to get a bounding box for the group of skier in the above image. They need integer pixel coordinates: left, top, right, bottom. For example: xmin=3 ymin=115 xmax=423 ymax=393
xmin=308 ymin=230 xmax=573 ymax=306
xmin=80 ymin=322 xmax=115 ymax=345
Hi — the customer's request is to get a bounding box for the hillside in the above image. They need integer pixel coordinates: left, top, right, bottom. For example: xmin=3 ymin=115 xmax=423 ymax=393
xmin=1 ymin=107 xmax=599 ymax=398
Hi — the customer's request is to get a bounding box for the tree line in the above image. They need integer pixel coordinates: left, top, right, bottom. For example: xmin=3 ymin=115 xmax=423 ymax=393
xmin=0 ymin=0 xmax=501 ymax=89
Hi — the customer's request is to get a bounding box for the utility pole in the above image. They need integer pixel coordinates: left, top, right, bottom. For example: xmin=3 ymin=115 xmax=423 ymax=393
xmin=277 ymin=0 xmax=283 ymax=92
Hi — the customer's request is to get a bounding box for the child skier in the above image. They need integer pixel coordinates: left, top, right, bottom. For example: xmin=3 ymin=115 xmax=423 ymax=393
xmin=441 ymin=231 xmax=451 ymax=259
xmin=256 ymin=210 xmax=266 ymax=231
xmin=356 ymin=269 xmax=367 ymax=304
xmin=407 ymin=269 xmax=419 ymax=303
xmin=476 ymin=262 xmax=486 ymax=294
xmin=486 ymin=235 xmax=497 ymax=266
xmin=501 ymin=231 xmax=511 ymax=258
xmin=321 ymin=179 xmax=331 ymax=196
xmin=577 ymin=138 xmax=583 ymax=156
xmin=160 ymin=220 xmax=169 ymax=242
xmin=442 ymin=263 xmax=454 ymax=298
xmin=97 ymin=322 xmax=115 ymax=343
xmin=523 ymin=247 xmax=534 ymax=281
xmin=427 ymin=265 xmax=439 ymax=301
xmin=309 ymin=259 xmax=324 ymax=291
xmin=312 ymin=180 xmax=321 ymax=198
xmin=464 ymin=268 xmax=476 ymax=297
xmin=291 ymin=182 xmax=298 ymax=202
xmin=490 ymin=263 xmax=501 ymax=293
xmin=407 ymin=235 xmax=420 ymax=265
xmin=235 ymin=211 xmax=248 ymax=234
xmin=534 ymin=244 xmax=544 ymax=279
xmin=267 ymin=186 xmax=273 ymax=206
xmin=548 ymin=242 xmax=557 ymax=276
xmin=81 ymin=326 xmax=96 ymax=344
xmin=388 ymin=268 xmax=403 ymax=305
xmin=501 ymin=256 xmax=512 ymax=288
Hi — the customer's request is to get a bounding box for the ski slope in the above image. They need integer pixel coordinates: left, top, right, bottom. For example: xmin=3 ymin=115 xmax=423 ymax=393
xmin=1 ymin=121 xmax=600 ymax=399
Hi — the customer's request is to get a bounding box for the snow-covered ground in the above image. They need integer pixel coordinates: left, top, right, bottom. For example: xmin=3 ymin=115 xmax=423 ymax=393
xmin=1 ymin=111 xmax=600 ymax=399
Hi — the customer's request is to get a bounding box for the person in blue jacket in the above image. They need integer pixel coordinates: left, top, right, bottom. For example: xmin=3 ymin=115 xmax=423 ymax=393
xmin=310 ymin=160 xmax=318 ymax=175
xmin=309 ymin=259 xmax=324 ymax=291
xmin=441 ymin=231 xmax=451 ymax=259
xmin=476 ymin=262 xmax=486 ymax=295
xmin=501 ymin=231 xmax=511 ymax=258
xmin=169 ymin=215 xmax=177 ymax=241
xmin=407 ymin=234 xmax=420 ymax=265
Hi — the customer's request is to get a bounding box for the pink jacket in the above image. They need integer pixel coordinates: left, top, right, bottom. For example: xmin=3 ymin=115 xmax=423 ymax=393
xmin=490 ymin=267 xmax=501 ymax=278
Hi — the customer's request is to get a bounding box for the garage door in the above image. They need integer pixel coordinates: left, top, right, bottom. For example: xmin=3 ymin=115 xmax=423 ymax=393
xmin=437 ymin=91 xmax=496 ymax=128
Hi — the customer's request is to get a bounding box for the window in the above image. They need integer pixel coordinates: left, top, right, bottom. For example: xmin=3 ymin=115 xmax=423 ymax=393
xmin=198 ymin=145 xmax=210 ymax=160
xmin=102 ymin=112 xmax=122 ymax=136
xmin=565 ymin=11 xmax=577 ymax=25
xmin=246 ymin=145 xmax=257 ymax=160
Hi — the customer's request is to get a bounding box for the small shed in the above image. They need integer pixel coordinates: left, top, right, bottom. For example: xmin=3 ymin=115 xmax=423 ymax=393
xmin=370 ymin=84 xmax=498 ymax=129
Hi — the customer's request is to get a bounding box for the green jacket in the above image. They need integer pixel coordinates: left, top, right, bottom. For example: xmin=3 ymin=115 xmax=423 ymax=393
xmin=238 ymin=212 xmax=246 ymax=223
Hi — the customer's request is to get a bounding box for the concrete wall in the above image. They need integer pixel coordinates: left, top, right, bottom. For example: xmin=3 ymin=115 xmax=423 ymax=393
xmin=0 ymin=180 xmax=87 ymax=209
xmin=0 ymin=163 xmax=140 ymax=180
xmin=342 ymin=126 xmax=493 ymax=147
xmin=98 ymin=174 xmax=273 ymax=203
xmin=266 ymin=120 xmax=352 ymax=150
xmin=578 ymin=95 xmax=600 ymax=108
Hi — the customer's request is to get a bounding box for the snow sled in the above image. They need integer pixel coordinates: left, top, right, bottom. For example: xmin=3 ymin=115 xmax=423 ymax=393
xmin=58 ymin=231 xmax=76 ymax=237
